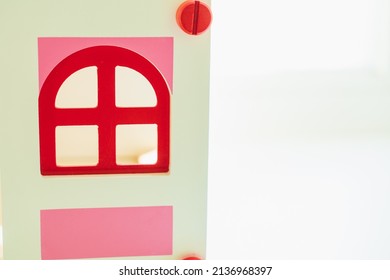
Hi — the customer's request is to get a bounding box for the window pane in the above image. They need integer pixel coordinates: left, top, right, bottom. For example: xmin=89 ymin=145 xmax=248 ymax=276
xmin=55 ymin=66 xmax=98 ymax=108
xmin=116 ymin=124 xmax=158 ymax=165
xmin=55 ymin=125 xmax=99 ymax=166
xmin=115 ymin=66 xmax=157 ymax=107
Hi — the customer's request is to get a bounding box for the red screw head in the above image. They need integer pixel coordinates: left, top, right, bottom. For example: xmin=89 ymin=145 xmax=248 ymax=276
xmin=182 ymin=256 xmax=202 ymax=260
xmin=176 ymin=1 xmax=212 ymax=35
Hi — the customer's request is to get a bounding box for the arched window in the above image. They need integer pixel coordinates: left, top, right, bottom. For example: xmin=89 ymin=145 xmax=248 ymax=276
xmin=39 ymin=46 xmax=170 ymax=175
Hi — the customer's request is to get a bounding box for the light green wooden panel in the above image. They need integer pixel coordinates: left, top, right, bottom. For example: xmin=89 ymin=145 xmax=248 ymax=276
xmin=0 ymin=0 xmax=211 ymax=259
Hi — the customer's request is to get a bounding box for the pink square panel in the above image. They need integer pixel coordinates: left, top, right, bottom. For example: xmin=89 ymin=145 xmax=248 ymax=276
xmin=40 ymin=206 xmax=173 ymax=259
xmin=38 ymin=37 xmax=173 ymax=92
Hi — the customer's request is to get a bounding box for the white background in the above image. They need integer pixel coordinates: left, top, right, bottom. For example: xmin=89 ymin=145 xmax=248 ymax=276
xmin=207 ymin=0 xmax=390 ymax=259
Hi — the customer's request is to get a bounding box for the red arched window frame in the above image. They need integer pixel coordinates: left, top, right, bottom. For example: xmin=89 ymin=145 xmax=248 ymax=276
xmin=39 ymin=46 xmax=170 ymax=175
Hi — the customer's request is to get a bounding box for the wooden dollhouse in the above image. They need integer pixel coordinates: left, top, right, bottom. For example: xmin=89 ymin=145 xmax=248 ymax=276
xmin=0 ymin=0 xmax=211 ymax=260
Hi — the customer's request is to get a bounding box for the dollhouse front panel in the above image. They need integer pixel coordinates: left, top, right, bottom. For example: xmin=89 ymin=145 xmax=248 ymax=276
xmin=0 ymin=0 xmax=211 ymax=260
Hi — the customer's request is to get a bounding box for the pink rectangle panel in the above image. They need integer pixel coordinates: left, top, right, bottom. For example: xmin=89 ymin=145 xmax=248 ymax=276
xmin=38 ymin=37 xmax=173 ymax=92
xmin=40 ymin=206 xmax=173 ymax=260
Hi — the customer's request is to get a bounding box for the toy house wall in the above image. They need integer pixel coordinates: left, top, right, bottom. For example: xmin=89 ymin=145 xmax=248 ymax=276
xmin=0 ymin=0 xmax=210 ymax=260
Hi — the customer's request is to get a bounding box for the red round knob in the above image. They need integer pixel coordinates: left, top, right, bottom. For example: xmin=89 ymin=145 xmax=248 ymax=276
xmin=176 ymin=1 xmax=212 ymax=35
xmin=182 ymin=256 xmax=202 ymax=260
